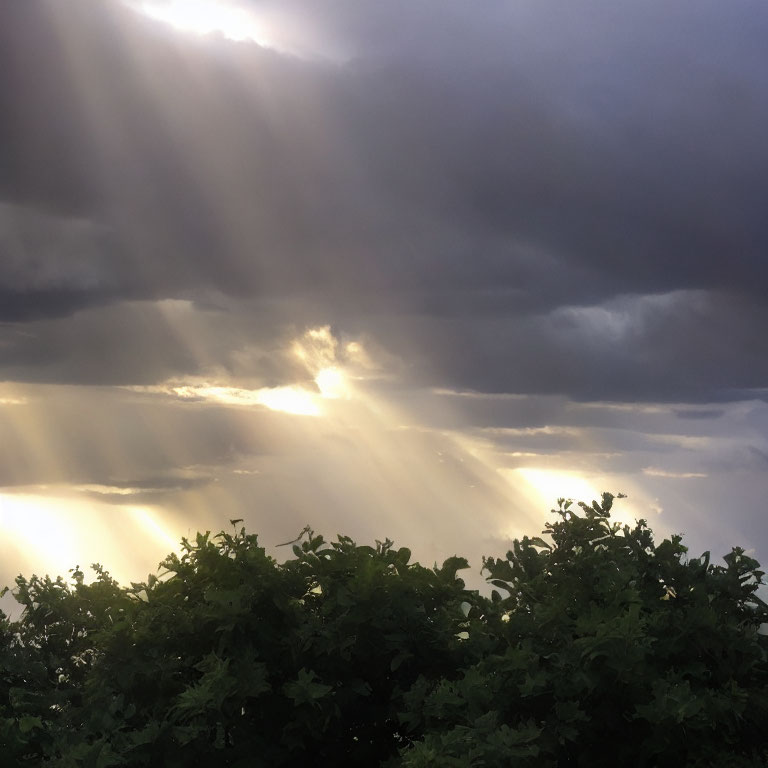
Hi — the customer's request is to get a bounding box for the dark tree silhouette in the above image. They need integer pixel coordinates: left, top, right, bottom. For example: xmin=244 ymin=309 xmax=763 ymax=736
xmin=2 ymin=494 xmax=767 ymax=766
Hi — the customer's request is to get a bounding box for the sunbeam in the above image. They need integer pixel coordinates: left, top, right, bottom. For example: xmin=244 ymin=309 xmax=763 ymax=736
xmin=0 ymin=491 xmax=181 ymax=589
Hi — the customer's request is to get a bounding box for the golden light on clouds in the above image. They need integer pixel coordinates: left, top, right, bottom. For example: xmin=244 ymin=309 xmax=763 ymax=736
xmin=124 ymin=327 xmax=365 ymax=416
xmin=0 ymin=383 xmax=29 ymax=407
xmin=0 ymin=324 xmax=658 ymax=608
xmin=252 ymin=386 xmax=320 ymax=416
xmin=642 ymin=467 xmax=708 ymax=479
xmin=131 ymin=0 xmax=270 ymax=45
xmin=292 ymin=326 xmax=339 ymax=374
xmin=173 ymin=384 xmax=321 ymax=416
xmin=127 ymin=326 xmax=369 ymax=416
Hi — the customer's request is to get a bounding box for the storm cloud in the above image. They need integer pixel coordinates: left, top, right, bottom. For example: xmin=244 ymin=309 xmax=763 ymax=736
xmin=1 ymin=0 xmax=767 ymax=398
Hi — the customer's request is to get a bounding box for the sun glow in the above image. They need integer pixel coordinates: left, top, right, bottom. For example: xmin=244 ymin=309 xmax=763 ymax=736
xmin=0 ymin=493 xmax=80 ymax=579
xmin=315 ymin=367 xmax=349 ymax=399
xmin=253 ymin=386 xmax=320 ymax=417
xmin=174 ymin=384 xmax=321 ymax=416
xmin=508 ymin=467 xmax=639 ymax=531
xmin=133 ymin=0 xmax=269 ymax=44
xmin=139 ymin=327 xmax=360 ymax=416
xmin=515 ymin=468 xmax=602 ymax=507
xmin=0 ymin=493 xmax=180 ymax=590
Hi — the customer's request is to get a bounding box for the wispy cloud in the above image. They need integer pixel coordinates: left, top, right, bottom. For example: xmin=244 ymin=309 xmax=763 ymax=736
xmin=642 ymin=467 xmax=708 ymax=479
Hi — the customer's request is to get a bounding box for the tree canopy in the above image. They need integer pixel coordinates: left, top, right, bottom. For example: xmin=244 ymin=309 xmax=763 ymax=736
xmin=2 ymin=494 xmax=767 ymax=766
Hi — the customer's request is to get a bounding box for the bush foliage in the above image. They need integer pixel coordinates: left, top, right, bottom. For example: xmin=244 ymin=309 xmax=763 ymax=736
xmin=2 ymin=494 xmax=767 ymax=766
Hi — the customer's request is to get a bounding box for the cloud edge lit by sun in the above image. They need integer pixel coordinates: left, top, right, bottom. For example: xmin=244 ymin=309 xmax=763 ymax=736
xmin=125 ymin=0 xmax=271 ymax=46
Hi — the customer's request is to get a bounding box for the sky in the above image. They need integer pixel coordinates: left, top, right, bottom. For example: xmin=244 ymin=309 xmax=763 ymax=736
xmin=1 ymin=0 xmax=767 ymax=601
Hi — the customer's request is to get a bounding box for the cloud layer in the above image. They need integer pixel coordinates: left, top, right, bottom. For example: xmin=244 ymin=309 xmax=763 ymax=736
xmin=0 ymin=0 xmax=767 ymax=593
xmin=1 ymin=0 xmax=767 ymax=400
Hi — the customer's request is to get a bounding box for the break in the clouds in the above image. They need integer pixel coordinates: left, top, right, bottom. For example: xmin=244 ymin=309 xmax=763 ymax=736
xmin=0 ymin=0 xmax=767 ymax=595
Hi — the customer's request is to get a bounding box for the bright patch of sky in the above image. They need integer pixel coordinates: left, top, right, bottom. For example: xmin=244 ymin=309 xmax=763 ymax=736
xmin=128 ymin=0 xmax=269 ymax=45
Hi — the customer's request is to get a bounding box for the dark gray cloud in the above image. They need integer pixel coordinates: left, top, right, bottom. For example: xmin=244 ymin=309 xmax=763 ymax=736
xmin=1 ymin=0 xmax=767 ymax=403
xmin=673 ymin=408 xmax=725 ymax=421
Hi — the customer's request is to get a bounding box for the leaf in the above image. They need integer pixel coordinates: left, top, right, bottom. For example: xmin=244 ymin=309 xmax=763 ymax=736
xmin=347 ymin=678 xmax=373 ymax=697
xmin=4 ymin=497 xmax=767 ymax=767
xmin=438 ymin=556 xmax=470 ymax=580
xmin=283 ymin=668 xmax=333 ymax=707
xmin=173 ymin=653 xmax=238 ymax=719
xmin=397 ymin=547 xmax=412 ymax=565
xmin=172 ymin=725 xmax=201 ymax=747
xmin=18 ymin=716 xmax=42 ymax=734
xmin=391 ymin=651 xmax=414 ymax=671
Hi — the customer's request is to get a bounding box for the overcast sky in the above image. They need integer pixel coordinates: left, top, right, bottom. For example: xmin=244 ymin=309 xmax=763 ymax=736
xmin=1 ymin=0 xmax=767 ymax=596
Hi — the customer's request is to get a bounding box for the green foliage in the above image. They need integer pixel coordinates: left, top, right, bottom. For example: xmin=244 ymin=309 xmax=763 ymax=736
xmin=1 ymin=495 xmax=767 ymax=766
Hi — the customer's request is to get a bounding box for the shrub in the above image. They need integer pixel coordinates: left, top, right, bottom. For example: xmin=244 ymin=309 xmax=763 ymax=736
xmin=1 ymin=495 xmax=766 ymax=766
